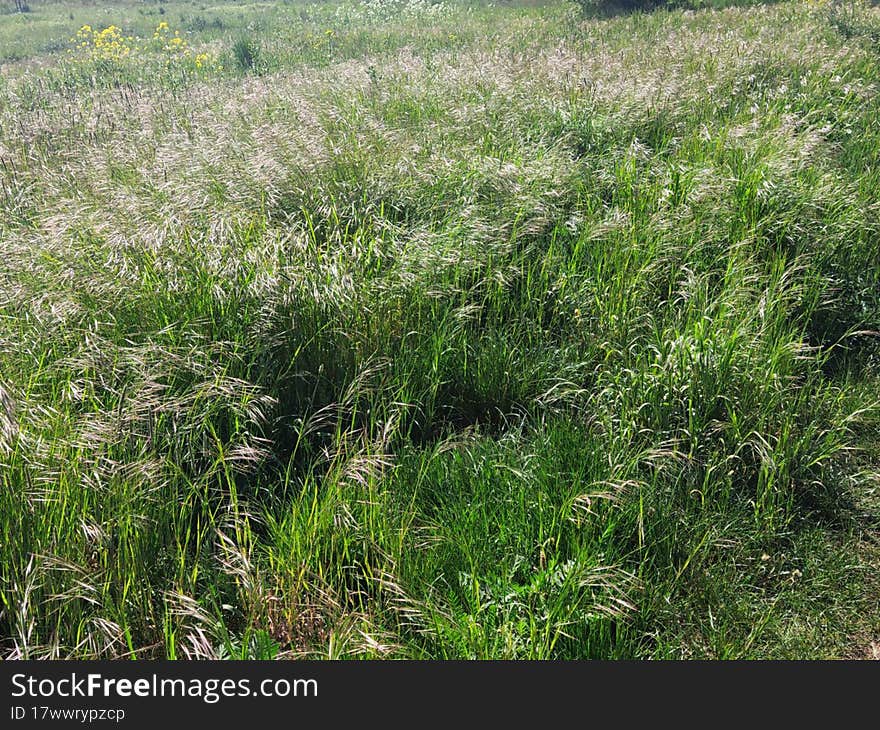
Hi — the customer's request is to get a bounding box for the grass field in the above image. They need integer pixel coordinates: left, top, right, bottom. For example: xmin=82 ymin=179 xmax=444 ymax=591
xmin=1 ymin=0 xmax=879 ymax=659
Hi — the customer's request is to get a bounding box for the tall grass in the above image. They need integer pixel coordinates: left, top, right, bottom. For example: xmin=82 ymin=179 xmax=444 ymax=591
xmin=1 ymin=0 xmax=879 ymax=659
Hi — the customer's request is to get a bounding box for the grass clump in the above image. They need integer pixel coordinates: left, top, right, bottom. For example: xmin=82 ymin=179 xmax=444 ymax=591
xmin=231 ymin=34 xmax=261 ymax=72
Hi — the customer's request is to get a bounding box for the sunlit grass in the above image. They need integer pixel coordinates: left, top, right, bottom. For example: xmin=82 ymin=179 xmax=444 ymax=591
xmin=1 ymin=0 xmax=879 ymax=659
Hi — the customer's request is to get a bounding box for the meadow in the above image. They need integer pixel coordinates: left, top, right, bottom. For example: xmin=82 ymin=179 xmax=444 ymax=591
xmin=1 ymin=0 xmax=879 ymax=659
